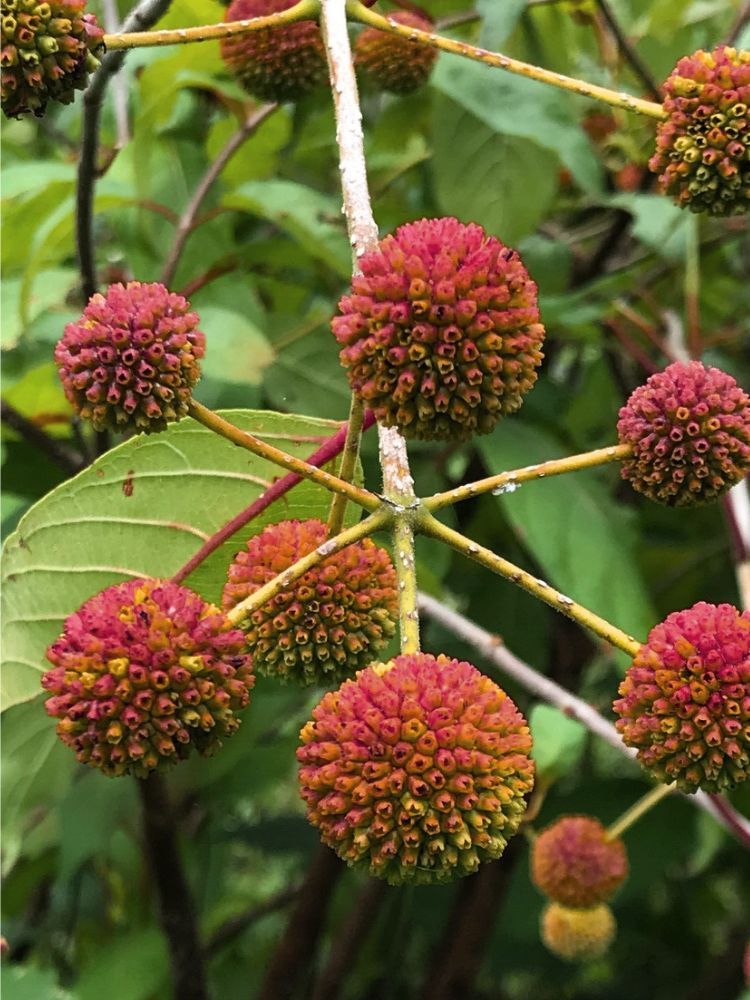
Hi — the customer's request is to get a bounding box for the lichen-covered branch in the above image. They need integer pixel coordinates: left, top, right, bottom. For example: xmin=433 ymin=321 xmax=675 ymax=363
xmin=419 ymin=512 xmax=641 ymax=657
xmin=346 ymin=0 xmax=667 ymax=120
xmin=425 ymin=443 xmax=633 ymax=512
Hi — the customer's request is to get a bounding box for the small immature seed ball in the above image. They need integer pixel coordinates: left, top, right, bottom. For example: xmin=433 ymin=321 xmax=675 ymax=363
xmin=531 ymin=815 xmax=628 ymax=907
xmin=650 ymin=46 xmax=750 ymax=216
xmin=354 ymin=12 xmax=438 ymax=95
xmin=541 ymin=902 xmax=616 ymax=962
xmin=220 ymin=0 xmax=326 ymax=103
xmin=332 ymin=217 xmax=545 ymax=441
xmin=54 ymin=281 xmax=206 ymax=434
xmin=617 ymin=360 xmax=750 ymax=507
xmin=42 ymin=579 xmax=254 ymax=778
xmin=1 ymin=0 xmax=104 ymax=119
xmin=614 ymin=601 xmax=750 ymax=794
xmin=297 ymin=652 xmax=534 ymax=884
xmin=222 ymin=519 xmax=398 ymax=685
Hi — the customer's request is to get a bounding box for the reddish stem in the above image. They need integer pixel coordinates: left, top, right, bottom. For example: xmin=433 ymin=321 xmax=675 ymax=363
xmin=171 ymin=409 xmax=376 ymax=585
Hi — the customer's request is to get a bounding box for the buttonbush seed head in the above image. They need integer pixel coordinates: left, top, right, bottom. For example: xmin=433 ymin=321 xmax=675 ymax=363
xmin=541 ymin=902 xmax=616 ymax=961
xmin=354 ymin=11 xmax=438 ymax=95
xmin=650 ymin=46 xmax=750 ymax=216
xmin=220 ymin=0 xmax=326 ymax=103
xmin=222 ymin=518 xmax=398 ymax=685
xmin=297 ymin=652 xmax=534 ymax=884
xmin=617 ymin=360 xmax=750 ymax=507
xmin=1 ymin=0 xmax=104 ymax=118
xmin=332 ymin=217 xmax=545 ymax=441
xmin=55 ymin=281 xmax=205 ymax=434
xmin=42 ymin=579 xmax=254 ymax=778
xmin=531 ymin=815 xmax=628 ymax=907
xmin=614 ymin=601 xmax=750 ymax=793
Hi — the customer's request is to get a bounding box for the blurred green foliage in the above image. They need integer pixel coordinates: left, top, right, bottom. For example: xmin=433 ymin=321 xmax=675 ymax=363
xmin=2 ymin=0 xmax=749 ymax=997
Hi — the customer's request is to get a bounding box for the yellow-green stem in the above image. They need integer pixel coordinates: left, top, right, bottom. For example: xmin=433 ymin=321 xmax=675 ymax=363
xmin=103 ymin=0 xmax=320 ymax=49
xmin=426 ymin=443 xmax=633 ymax=511
xmin=327 ymin=395 xmax=366 ymax=536
xmin=187 ymin=399 xmax=379 ymax=513
xmin=605 ymin=782 xmax=675 ymax=841
xmin=393 ymin=512 xmax=420 ymax=654
xmin=346 ymin=0 xmax=666 ymax=121
xmin=225 ymin=509 xmax=391 ymax=626
xmin=418 ymin=512 xmax=641 ymax=658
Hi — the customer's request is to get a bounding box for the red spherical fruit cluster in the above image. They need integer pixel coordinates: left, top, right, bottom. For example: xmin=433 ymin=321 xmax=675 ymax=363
xmin=297 ymin=652 xmax=534 ymax=884
xmin=220 ymin=0 xmax=326 ymax=103
xmin=222 ymin=519 xmax=398 ymax=685
xmin=531 ymin=815 xmax=628 ymax=908
xmin=42 ymin=579 xmax=254 ymax=778
xmin=541 ymin=902 xmax=616 ymax=962
xmin=332 ymin=217 xmax=545 ymax=441
xmin=354 ymin=12 xmax=438 ymax=95
xmin=649 ymin=46 xmax=750 ymax=216
xmin=1 ymin=0 xmax=104 ymax=119
xmin=614 ymin=601 xmax=750 ymax=793
xmin=617 ymin=360 xmax=750 ymax=507
xmin=54 ymin=281 xmax=206 ymax=434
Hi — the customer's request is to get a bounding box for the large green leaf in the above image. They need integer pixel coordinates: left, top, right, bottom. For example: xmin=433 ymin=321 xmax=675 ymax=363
xmin=1 ymin=409 xmax=361 ymax=712
xmin=431 ymin=99 xmax=559 ymax=245
xmin=478 ymin=422 xmax=656 ymax=651
xmin=431 ymin=55 xmax=603 ymax=193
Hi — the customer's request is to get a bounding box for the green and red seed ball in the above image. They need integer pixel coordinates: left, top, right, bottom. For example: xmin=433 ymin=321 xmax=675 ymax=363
xmin=650 ymin=46 xmax=750 ymax=216
xmin=331 ymin=216 xmax=545 ymax=442
xmin=617 ymin=360 xmax=750 ymax=507
xmin=220 ymin=0 xmax=326 ymax=103
xmin=354 ymin=11 xmax=438 ymax=95
xmin=297 ymin=652 xmax=534 ymax=884
xmin=42 ymin=579 xmax=254 ymax=778
xmin=530 ymin=815 xmax=628 ymax=907
xmin=54 ymin=281 xmax=206 ymax=434
xmin=222 ymin=518 xmax=398 ymax=685
xmin=1 ymin=0 xmax=104 ymax=119
xmin=613 ymin=601 xmax=750 ymax=794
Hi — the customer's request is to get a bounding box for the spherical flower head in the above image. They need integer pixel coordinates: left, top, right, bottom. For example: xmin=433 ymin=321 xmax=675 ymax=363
xmin=649 ymin=46 xmax=750 ymax=216
xmin=354 ymin=12 xmax=438 ymax=95
xmin=42 ymin=579 xmax=254 ymax=778
xmin=1 ymin=0 xmax=104 ymax=119
xmin=332 ymin=217 xmax=545 ymax=441
xmin=617 ymin=360 xmax=750 ymax=507
xmin=614 ymin=602 xmax=750 ymax=793
xmin=220 ymin=0 xmax=326 ymax=103
xmin=222 ymin=518 xmax=398 ymax=685
xmin=297 ymin=652 xmax=534 ymax=884
xmin=530 ymin=815 xmax=628 ymax=907
xmin=54 ymin=281 xmax=206 ymax=434
xmin=541 ymin=902 xmax=616 ymax=962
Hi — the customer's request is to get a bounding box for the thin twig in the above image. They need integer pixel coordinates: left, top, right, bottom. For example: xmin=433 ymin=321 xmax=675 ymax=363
xmin=327 ymin=395 xmax=366 ymax=536
xmin=417 ymin=591 xmax=750 ymax=849
xmin=160 ymin=103 xmax=277 ymax=287
xmin=138 ymin=773 xmax=209 ymax=1000
xmin=77 ymin=0 xmax=174 ymax=300
xmin=595 ymin=0 xmax=661 ymax=98
xmin=256 ymin=846 xmax=343 ymax=1000
xmin=204 ymin=883 xmax=301 ymax=956
xmin=171 ymin=409 xmax=376 ymax=586
xmin=1 ymin=401 xmax=86 ymax=476
xmin=605 ymin=782 xmax=675 ymax=841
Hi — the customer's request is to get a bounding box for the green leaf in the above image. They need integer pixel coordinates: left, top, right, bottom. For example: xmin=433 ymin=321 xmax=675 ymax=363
xmin=431 ymin=99 xmax=559 ymax=245
xmin=431 ymin=55 xmax=603 ymax=193
xmin=478 ymin=421 xmax=656 ymax=652
xmin=76 ymin=928 xmax=168 ymax=1000
xmin=476 ymin=0 xmax=526 ymax=48
xmin=1 ymin=964 xmax=77 ymax=1000
xmin=608 ymin=193 xmax=689 ymax=260
xmin=1 ymin=362 xmax=73 ymax=439
xmin=223 ymin=180 xmax=351 ymax=277
xmin=198 ymin=306 xmax=275 ymax=386
xmin=1 ymin=409 xmax=361 ymax=713
xmin=264 ymin=327 xmax=352 ymax=422
xmin=205 ymin=109 xmax=293 ymax=189
xmin=529 ymin=703 xmax=587 ymax=781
